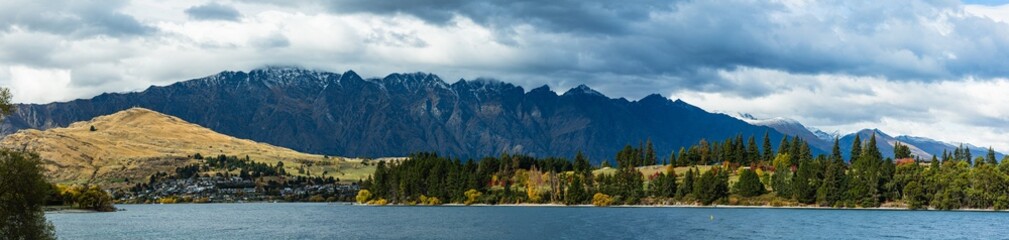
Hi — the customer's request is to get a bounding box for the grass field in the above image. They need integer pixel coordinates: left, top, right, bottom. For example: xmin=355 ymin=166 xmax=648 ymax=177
xmin=0 ymin=108 xmax=378 ymax=187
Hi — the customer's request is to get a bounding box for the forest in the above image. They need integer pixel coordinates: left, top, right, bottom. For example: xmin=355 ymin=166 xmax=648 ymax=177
xmin=359 ymin=132 xmax=1009 ymax=210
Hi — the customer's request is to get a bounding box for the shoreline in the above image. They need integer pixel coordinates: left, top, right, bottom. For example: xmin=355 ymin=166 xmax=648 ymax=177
xmin=375 ymin=202 xmax=1008 ymax=211
xmin=78 ymin=201 xmax=1009 ymax=213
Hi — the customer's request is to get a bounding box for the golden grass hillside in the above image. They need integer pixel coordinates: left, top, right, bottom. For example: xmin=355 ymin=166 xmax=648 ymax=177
xmin=0 ymin=107 xmax=380 ymax=187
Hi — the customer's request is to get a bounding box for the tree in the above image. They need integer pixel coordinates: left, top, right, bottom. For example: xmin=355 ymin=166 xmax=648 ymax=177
xmin=574 ymin=151 xmax=591 ymax=178
xmin=649 ymin=168 xmax=677 ymax=199
xmin=987 ymin=147 xmax=998 ymax=166
xmin=894 ymin=142 xmax=911 ymax=159
xmin=762 ymin=131 xmax=774 ymax=163
xmin=848 ymin=132 xmax=882 ymax=207
xmin=76 ymin=185 xmax=115 ymax=212
xmin=850 ymin=134 xmax=862 ymax=163
xmin=771 ymin=154 xmax=793 ymax=197
xmin=735 ymin=168 xmax=765 ymax=197
xmin=565 ymin=175 xmax=587 ymax=205
xmin=645 ymin=139 xmax=657 ymax=166
xmin=694 ymin=167 xmax=729 ymax=205
xmin=747 ymin=136 xmax=759 ymax=165
xmin=778 ymin=136 xmax=791 ymax=156
xmin=676 ymin=147 xmax=688 ymax=167
xmin=903 ymin=181 xmax=926 ymax=210
xmin=792 ymin=157 xmax=817 ymax=204
xmin=356 ymin=189 xmax=373 ymax=204
xmin=0 ymin=87 xmax=55 ymax=240
xmin=677 ymin=168 xmax=695 ymax=198
xmin=0 ymin=87 xmax=12 ymax=116
xmin=0 ymin=150 xmax=56 ymax=240
xmin=817 ymin=138 xmax=846 ymax=206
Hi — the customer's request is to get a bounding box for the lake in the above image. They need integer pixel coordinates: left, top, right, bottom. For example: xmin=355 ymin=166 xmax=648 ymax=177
xmin=47 ymin=203 xmax=1007 ymax=239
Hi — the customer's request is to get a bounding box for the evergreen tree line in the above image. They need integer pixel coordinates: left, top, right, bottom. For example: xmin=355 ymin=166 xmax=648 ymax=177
xmin=361 ymin=132 xmax=1009 ymax=210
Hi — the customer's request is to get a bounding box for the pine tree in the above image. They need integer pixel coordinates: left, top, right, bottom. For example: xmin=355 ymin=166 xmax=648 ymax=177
xmin=565 ymin=175 xmax=586 ymax=205
xmin=762 ymin=131 xmax=774 ymax=163
xmin=848 ymin=132 xmax=882 ymax=207
xmin=747 ymin=136 xmax=759 ymax=165
xmin=574 ymin=151 xmax=591 ymax=177
xmin=735 ymin=168 xmax=766 ymax=197
xmin=734 ymin=135 xmax=746 ymax=164
xmin=930 ymin=155 xmax=940 ymax=170
xmin=965 ymin=146 xmax=972 ymax=162
xmin=817 ymin=138 xmax=846 ymax=206
xmin=792 ymin=157 xmax=817 ymax=203
xmin=987 ymin=147 xmax=998 ymax=165
xmin=894 ymin=142 xmax=912 ymax=159
xmin=668 ymin=151 xmax=677 ymax=167
xmin=677 ymin=168 xmax=695 ymax=198
xmin=789 ymin=136 xmax=803 ymax=164
xmin=778 ymin=136 xmax=791 ymax=156
xmin=850 ymin=134 xmax=862 ymax=163
xmin=677 ymin=147 xmax=688 ymax=167
xmin=645 ymin=139 xmax=657 ymax=166
xmin=650 ymin=171 xmax=677 ymax=199
xmin=964 ymin=145 xmax=973 ymax=166
xmin=879 ymin=158 xmax=896 ymax=202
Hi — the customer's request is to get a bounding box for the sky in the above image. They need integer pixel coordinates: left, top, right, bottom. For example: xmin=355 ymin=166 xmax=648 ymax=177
xmin=2 ymin=0 xmax=1009 ymax=151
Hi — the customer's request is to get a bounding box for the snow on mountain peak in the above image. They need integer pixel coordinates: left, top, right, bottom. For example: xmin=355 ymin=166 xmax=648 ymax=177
xmin=733 ymin=113 xmax=800 ymax=126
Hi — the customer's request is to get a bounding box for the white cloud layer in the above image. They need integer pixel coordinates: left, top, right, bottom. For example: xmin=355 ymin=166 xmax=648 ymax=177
xmin=0 ymin=0 xmax=1007 ymax=150
xmin=672 ymin=67 xmax=1009 ymax=151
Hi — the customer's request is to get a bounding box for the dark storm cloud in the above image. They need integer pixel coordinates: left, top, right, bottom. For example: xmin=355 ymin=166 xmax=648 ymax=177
xmin=185 ymin=3 xmax=243 ymax=21
xmin=324 ymin=0 xmax=1009 ymax=99
xmin=326 ymin=0 xmax=674 ymax=35
xmin=0 ymin=0 xmax=153 ymax=37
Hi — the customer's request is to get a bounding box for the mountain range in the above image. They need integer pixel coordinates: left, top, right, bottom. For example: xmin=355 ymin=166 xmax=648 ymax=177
xmin=1 ymin=67 xmax=999 ymax=163
xmin=0 ymin=67 xmax=791 ymax=164
xmin=737 ymin=114 xmax=1004 ymax=161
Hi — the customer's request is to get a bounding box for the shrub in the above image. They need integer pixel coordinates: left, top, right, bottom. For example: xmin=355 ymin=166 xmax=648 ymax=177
xmin=367 ymin=198 xmax=389 ymax=205
xmin=356 ymin=189 xmax=372 ymax=204
xmin=592 ymin=193 xmax=614 ymax=207
xmin=464 ymin=189 xmax=482 ymax=205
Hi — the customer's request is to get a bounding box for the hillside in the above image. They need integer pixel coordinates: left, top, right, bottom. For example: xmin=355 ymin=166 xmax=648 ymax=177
xmin=735 ymin=113 xmax=831 ymax=154
xmin=839 ymin=129 xmax=932 ymax=160
xmin=0 ymin=67 xmax=788 ymax=163
xmin=895 ymin=135 xmax=1004 ymax=160
xmin=0 ymin=108 xmax=374 ymax=186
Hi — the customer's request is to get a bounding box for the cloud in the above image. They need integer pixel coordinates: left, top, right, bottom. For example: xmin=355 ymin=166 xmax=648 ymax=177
xmin=317 ymin=0 xmax=1009 ymax=84
xmin=5 ymin=66 xmax=74 ymax=104
xmin=673 ymin=67 xmax=1009 ymax=151
xmin=0 ymin=0 xmax=1008 ymax=152
xmin=185 ymin=3 xmax=242 ymax=21
xmin=325 ymin=0 xmax=672 ymax=35
xmin=0 ymin=0 xmax=153 ymax=38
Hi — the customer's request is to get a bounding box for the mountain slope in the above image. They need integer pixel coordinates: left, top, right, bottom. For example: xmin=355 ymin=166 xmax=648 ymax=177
xmin=895 ymin=135 xmax=1004 ymax=160
xmin=839 ymin=129 xmax=932 ymax=161
xmin=735 ymin=113 xmax=832 ymax=153
xmin=0 ymin=67 xmax=788 ymax=163
xmin=0 ymin=108 xmax=370 ymax=186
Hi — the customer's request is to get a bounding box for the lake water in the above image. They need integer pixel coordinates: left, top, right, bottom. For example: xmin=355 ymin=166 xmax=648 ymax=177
xmin=47 ymin=203 xmax=1007 ymax=239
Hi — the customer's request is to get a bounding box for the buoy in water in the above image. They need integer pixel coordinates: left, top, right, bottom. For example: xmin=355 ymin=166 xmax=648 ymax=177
xmin=710 ymin=215 xmax=714 ymax=221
